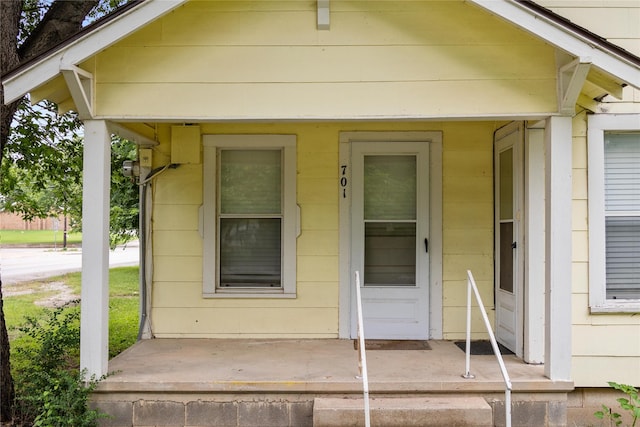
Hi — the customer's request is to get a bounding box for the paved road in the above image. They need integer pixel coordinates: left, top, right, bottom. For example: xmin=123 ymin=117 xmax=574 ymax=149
xmin=0 ymin=242 xmax=140 ymax=285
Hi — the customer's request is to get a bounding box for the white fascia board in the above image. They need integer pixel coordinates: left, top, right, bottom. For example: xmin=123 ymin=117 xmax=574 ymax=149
xmin=3 ymin=0 xmax=187 ymax=103
xmin=469 ymin=0 xmax=640 ymax=90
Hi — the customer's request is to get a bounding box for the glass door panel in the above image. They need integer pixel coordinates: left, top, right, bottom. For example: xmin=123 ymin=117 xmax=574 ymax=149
xmin=363 ymin=155 xmax=417 ymax=287
xmin=499 ymin=148 xmax=514 ymax=293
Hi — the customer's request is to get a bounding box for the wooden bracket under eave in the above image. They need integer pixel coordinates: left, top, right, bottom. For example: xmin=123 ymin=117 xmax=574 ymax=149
xmin=558 ymin=57 xmax=591 ymax=116
xmin=61 ymin=64 xmax=94 ymax=119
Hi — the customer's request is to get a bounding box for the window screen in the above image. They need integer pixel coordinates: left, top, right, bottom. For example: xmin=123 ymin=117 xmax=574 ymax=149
xmin=363 ymin=155 xmax=417 ymax=286
xmin=604 ymin=133 xmax=640 ymax=299
xmin=218 ymin=149 xmax=283 ymax=288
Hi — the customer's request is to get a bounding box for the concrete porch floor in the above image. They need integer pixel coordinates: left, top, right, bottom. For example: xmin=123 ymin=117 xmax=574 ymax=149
xmin=99 ymin=339 xmax=573 ymax=394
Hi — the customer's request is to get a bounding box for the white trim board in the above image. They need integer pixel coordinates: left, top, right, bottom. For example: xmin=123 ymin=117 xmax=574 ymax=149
xmin=587 ymin=114 xmax=640 ymax=313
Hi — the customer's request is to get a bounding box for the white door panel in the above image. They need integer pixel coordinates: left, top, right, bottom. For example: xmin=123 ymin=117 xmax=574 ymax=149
xmin=351 ymin=141 xmax=429 ymax=339
xmin=494 ymin=123 xmax=524 ymax=355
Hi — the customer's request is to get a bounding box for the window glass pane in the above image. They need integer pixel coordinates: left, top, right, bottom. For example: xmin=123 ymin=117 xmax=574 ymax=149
xmin=220 ymin=150 xmax=281 ymax=214
xmin=604 ymin=133 xmax=640 ymax=212
xmin=499 ymin=148 xmax=513 ymax=220
xmin=499 ymin=222 xmax=514 ymax=293
xmin=219 ymin=218 xmax=281 ymax=288
xmin=606 ymin=216 xmax=640 ymax=299
xmin=364 ymin=222 xmax=416 ymax=286
xmin=364 ymin=155 xmax=416 ymax=220
xmin=604 ymin=133 xmax=640 ymax=300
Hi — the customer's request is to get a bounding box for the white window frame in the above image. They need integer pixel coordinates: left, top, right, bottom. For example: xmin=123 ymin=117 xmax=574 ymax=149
xmin=202 ymin=134 xmax=297 ymax=298
xmin=588 ymin=114 xmax=640 ymax=313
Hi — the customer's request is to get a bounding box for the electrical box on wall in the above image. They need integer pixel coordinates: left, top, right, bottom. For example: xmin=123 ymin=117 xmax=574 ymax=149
xmin=171 ymin=125 xmax=201 ymax=164
xmin=139 ymin=148 xmax=153 ymax=168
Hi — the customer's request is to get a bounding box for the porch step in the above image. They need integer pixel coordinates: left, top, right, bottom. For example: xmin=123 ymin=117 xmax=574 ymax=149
xmin=313 ymin=396 xmax=492 ymax=426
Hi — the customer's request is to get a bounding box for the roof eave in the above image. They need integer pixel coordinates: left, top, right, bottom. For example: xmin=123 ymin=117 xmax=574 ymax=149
xmin=2 ymin=0 xmax=187 ymax=104
xmin=469 ymin=0 xmax=640 ymax=90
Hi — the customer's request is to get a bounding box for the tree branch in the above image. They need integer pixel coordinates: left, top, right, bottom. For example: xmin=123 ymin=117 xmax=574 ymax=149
xmin=18 ymin=0 xmax=99 ymax=62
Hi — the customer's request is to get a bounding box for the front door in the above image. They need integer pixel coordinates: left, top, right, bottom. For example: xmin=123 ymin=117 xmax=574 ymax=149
xmin=350 ymin=141 xmax=429 ymax=339
xmin=494 ymin=123 xmax=524 ymax=355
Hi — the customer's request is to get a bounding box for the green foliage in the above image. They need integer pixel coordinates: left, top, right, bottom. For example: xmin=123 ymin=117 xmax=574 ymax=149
xmin=595 ymin=382 xmax=640 ymax=427
xmin=109 ymin=137 xmax=139 ymax=247
xmin=106 ymin=266 xmax=140 ymax=357
xmin=85 ymin=0 xmax=130 ymax=23
xmin=2 ymin=99 xmax=139 ymax=247
xmin=2 ymin=100 xmax=83 ymax=225
xmin=12 ymin=302 xmax=106 ymax=426
xmin=109 ymin=297 xmax=138 ymax=358
xmin=6 ymin=267 xmax=139 ymax=357
xmin=31 ymin=369 xmax=104 ymax=427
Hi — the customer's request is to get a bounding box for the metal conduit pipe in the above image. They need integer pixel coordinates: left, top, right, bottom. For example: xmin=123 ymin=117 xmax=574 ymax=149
xmin=137 ymin=164 xmax=178 ymax=341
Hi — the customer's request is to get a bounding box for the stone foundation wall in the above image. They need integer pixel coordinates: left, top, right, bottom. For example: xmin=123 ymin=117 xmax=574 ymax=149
xmin=93 ymin=392 xmax=572 ymax=427
xmin=94 ymin=397 xmax=314 ymax=427
xmin=567 ymin=387 xmax=637 ymax=427
xmin=489 ymin=399 xmax=566 ymax=427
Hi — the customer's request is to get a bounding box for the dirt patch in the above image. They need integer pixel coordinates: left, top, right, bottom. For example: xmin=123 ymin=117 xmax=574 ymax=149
xmin=4 ymin=281 xmax=78 ymax=308
xmin=2 ymin=286 xmax=33 ymax=298
xmin=34 ymin=282 xmax=79 ymax=308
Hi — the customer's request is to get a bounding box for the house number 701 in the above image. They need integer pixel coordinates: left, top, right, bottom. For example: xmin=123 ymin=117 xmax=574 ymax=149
xmin=340 ymin=165 xmax=348 ymax=198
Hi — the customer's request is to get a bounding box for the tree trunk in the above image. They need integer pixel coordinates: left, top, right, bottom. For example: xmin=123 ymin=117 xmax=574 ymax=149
xmin=1 ymin=0 xmax=100 ymax=421
xmin=0 ymin=285 xmax=13 ymax=422
xmin=18 ymin=1 xmax=101 ymax=61
xmin=1 ymin=0 xmax=23 ymax=420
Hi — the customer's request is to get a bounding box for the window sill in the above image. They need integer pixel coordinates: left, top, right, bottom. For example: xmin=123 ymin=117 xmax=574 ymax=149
xmin=202 ymin=290 xmax=297 ymax=299
xmin=590 ymin=302 xmax=640 ymax=314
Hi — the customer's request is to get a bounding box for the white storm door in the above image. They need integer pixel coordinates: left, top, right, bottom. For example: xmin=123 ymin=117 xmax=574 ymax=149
xmin=494 ymin=124 xmax=524 ymax=354
xmin=350 ymin=141 xmax=429 ymax=339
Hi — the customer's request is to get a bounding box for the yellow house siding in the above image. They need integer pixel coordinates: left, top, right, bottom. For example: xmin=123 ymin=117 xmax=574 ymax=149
xmin=93 ymin=0 xmax=557 ymax=119
xmin=573 ymin=356 xmax=640 ymax=387
xmin=440 ymin=122 xmax=496 ymax=339
xmin=151 ymin=123 xmax=341 ymax=337
xmin=152 ymin=205 xmax=199 ymax=231
xmin=149 ymin=121 xmax=499 ymax=338
xmin=152 ymin=307 xmax=338 ymax=337
xmin=571 ymin=112 xmax=640 ymax=387
xmin=153 ymin=282 xmax=338 ymax=310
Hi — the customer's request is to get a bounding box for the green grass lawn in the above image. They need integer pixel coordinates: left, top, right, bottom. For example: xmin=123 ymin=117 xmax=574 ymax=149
xmin=5 ymin=266 xmax=139 ymax=365
xmin=1 ymin=229 xmax=82 ymax=246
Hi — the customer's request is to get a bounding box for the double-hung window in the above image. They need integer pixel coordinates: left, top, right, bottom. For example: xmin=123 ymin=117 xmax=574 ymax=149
xmin=588 ymin=114 xmax=640 ymax=312
xmin=202 ymin=135 xmax=297 ymax=297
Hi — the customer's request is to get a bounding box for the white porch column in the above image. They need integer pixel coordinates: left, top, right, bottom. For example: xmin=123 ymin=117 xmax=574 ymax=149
xmin=544 ymin=116 xmax=573 ymax=380
xmin=524 ymin=127 xmax=545 ymax=365
xmin=80 ymin=120 xmax=111 ymax=378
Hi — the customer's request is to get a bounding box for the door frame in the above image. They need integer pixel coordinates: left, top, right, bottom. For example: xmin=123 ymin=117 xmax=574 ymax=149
xmin=494 ymin=122 xmax=525 ymax=357
xmin=338 ymin=131 xmax=443 ymax=339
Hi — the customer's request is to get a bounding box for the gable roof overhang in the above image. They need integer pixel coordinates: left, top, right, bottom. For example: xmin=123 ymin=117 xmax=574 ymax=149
xmin=2 ymin=0 xmax=640 ymax=116
xmin=470 ymin=1 xmax=639 ymax=91
xmin=2 ymin=0 xmax=187 ymax=105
